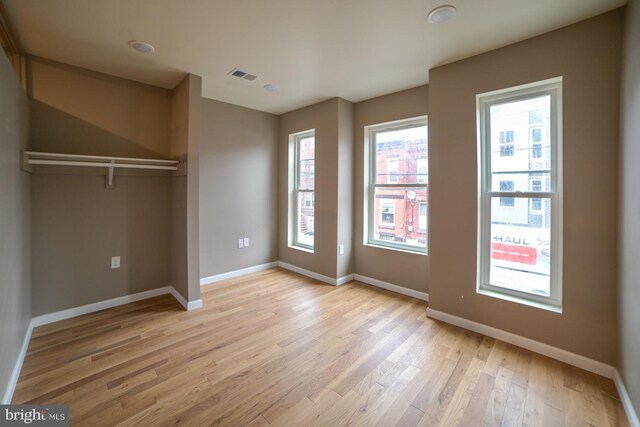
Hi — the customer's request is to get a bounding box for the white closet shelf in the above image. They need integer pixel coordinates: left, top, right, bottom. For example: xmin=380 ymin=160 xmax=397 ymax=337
xmin=24 ymin=151 xmax=179 ymax=170
xmin=23 ymin=151 xmax=185 ymax=188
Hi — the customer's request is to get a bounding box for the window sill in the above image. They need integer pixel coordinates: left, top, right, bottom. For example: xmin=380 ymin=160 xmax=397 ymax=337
xmin=364 ymin=242 xmax=427 ymax=257
xmin=477 ymin=288 xmax=562 ymax=314
xmin=289 ymin=244 xmax=314 ymax=254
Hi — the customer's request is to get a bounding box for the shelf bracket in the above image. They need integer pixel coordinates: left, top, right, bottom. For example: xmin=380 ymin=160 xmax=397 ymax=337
xmin=105 ymin=160 xmax=115 ymax=189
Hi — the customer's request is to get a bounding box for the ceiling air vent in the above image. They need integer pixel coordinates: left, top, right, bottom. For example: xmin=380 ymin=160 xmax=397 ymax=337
xmin=228 ymin=68 xmax=258 ymax=81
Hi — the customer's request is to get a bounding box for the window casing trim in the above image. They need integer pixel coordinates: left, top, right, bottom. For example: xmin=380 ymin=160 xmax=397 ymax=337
xmin=476 ymin=77 xmax=563 ymax=311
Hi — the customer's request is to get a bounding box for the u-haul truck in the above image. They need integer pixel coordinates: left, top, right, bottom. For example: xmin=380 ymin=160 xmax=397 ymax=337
xmin=490 ymin=224 xmax=550 ymax=276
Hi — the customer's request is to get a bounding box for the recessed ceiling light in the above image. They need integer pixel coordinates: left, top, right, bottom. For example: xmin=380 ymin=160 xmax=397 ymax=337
xmin=264 ymin=84 xmax=280 ymax=92
xmin=428 ymin=5 xmax=456 ymax=24
xmin=128 ymin=40 xmax=155 ymax=54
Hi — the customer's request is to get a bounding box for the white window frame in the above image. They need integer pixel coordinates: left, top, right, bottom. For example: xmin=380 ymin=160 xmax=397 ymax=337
xmin=476 ymin=77 xmax=563 ymax=311
xmin=364 ymin=116 xmax=428 ymax=255
xmin=288 ymin=129 xmax=315 ymax=252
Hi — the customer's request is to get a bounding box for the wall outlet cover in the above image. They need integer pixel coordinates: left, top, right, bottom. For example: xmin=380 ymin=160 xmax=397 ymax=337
xmin=243 ymin=237 xmax=249 ymax=247
xmin=111 ymin=256 xmax=121 ymax=269
xmin=238 ymin=239 xmax=244 ymax=249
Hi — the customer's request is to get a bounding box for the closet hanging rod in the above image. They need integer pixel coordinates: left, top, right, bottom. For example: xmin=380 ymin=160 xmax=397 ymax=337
xmin=26 ymin=159 xmax=178 ymax=171
xmin=24 ymin=150 xmax=179 ymax=167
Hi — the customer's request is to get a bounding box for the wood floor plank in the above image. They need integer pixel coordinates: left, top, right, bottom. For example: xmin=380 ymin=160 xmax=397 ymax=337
xmin=12 ymin=268 xmax=628 ymax=427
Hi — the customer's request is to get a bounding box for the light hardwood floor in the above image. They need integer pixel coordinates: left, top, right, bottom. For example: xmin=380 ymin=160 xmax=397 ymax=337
xmin=14 ymin=268 xmax=628 ymax=426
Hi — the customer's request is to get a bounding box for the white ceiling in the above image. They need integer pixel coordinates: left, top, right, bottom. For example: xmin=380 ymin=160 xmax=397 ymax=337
xmin=4 ymin=0 xmax=626 ymax=114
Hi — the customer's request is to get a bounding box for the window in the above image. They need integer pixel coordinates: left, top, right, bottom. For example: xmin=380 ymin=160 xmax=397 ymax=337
xmin=477 ymin=77 xmax=562 ymax=310
xmin=289 ymin=130 xmax=315 ymax=251
xmin=528 ymin=110 xmax=543 ymax=125
xmin=499 ymin=181 xmax=515 ymax=207
xmin=365 ymin=117 xmax=428 ymax=253
xmin=387 ymin=157 xmax=399 ymax=183
xmin=530 ymin=127 xmax=543 ymax=159
xmin=380 ymin=200 xmax=395 ymax=225
xmin=304 ymin=192 xmax=315 ymax=208
xmin=499 ymin=130 xmax=514 ymax=156
xmin=419 ymin=202 xmax=427 ymax=230
xmin=530 ymin=180 xmax=543 ymax=212
xmin=417 ymin=158 xmax=428 ymax=183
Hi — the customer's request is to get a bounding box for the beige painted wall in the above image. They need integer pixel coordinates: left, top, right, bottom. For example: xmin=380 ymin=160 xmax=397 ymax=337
xmin=199 ymin=98 xmax=278 ymax=278
xmin=337 ymin=98 xmax=355 ymax=278
xmin=428 ymin=10 xmax=622 ymax=364
xmin=28 ymin=56 xmax=171 ymax=158
xmin=185 ymin=75 xmax=202 ymax=303
xmin=169 ymin=74 xmax=202 ymax=304
xmin=31 ymin=175 xmax=171 ymax=315
xmin=28 ymin=59 xmax=177 ymax=314
xmin=278 ymin=97 xmax=355 ymax=280
xmin=278 ymin=99 xmax=340 ymax=278
xmin=169 ymin=77 xmax=190 ymax=300
xmin=619 ymin=0 xmax=640 ymax=414
xmin=353 ymin=86 xmax=429 ymax=292
xmin=0 ymin=51 xmax=31 ymax=400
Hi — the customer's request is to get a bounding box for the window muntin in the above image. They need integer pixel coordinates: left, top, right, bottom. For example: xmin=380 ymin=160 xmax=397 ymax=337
xmin=290 ymin=130 xmax=315 ymax=250
xmin=477 ymin=78 xmax=562 ymax=310
xmin=366 ymin=117 xmax=428 ymax=253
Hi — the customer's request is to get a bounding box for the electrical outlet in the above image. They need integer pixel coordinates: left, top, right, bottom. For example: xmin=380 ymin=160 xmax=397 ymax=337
xmin=111 ymin=256 xmax=121 ymax=269
xmin=339 ymin=244 xmax=344 ymax=255
xmin=243 ymin=237 xmax=249 ymax=247
xmin=238 ymin=239 xmax=244 ymax=249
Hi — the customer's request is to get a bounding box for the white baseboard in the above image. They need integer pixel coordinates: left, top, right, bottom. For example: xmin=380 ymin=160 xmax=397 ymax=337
xmin=353 ymin=274 xmax=429 ymax=301
xmin=188 ymin=299 xmax=203 ymax=310
xmin=200 ymin=262 xmax=279 ymax=286
xmin=614 ymin=369 xmax=640 ymax=427
xmin=426 ymin=308 xmax=615 ymax=379
xmin=168 ymin=287 xmax=202 ymax=311
xmin=336 ymin=274 xmax=354 ymax=286
xmin=277 ymin=261 xmax=346 ymax=286
xmin=32 ymin=287 xmax=174 ymax=327
xmin=2 ymin=320 xmax=33 ymax=404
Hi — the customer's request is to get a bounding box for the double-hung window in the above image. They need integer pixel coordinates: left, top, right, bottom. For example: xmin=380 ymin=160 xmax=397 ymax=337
xmin=289 ymin=130 xmax=315 ymax=251
xmin=365 ymin=117 xmax=428 ymax=254
xmin=477 ymin=78 xmax=562 ymax=310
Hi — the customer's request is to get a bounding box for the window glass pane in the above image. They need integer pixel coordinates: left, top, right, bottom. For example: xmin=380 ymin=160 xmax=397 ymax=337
xmin=372 ymin=187 xmax=427 ymax=247
xmin=297 ymin=191 xmax=314 ymax=247
xmin=375 ymin=125 xmax=427 ymax=184
xmin=298 ymin=136 xmax=315 ymax=190
xmin=490 ymin=96 xmax=551 ymax=179
xmin=489 ymin=196 xmax=551 ymax=296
